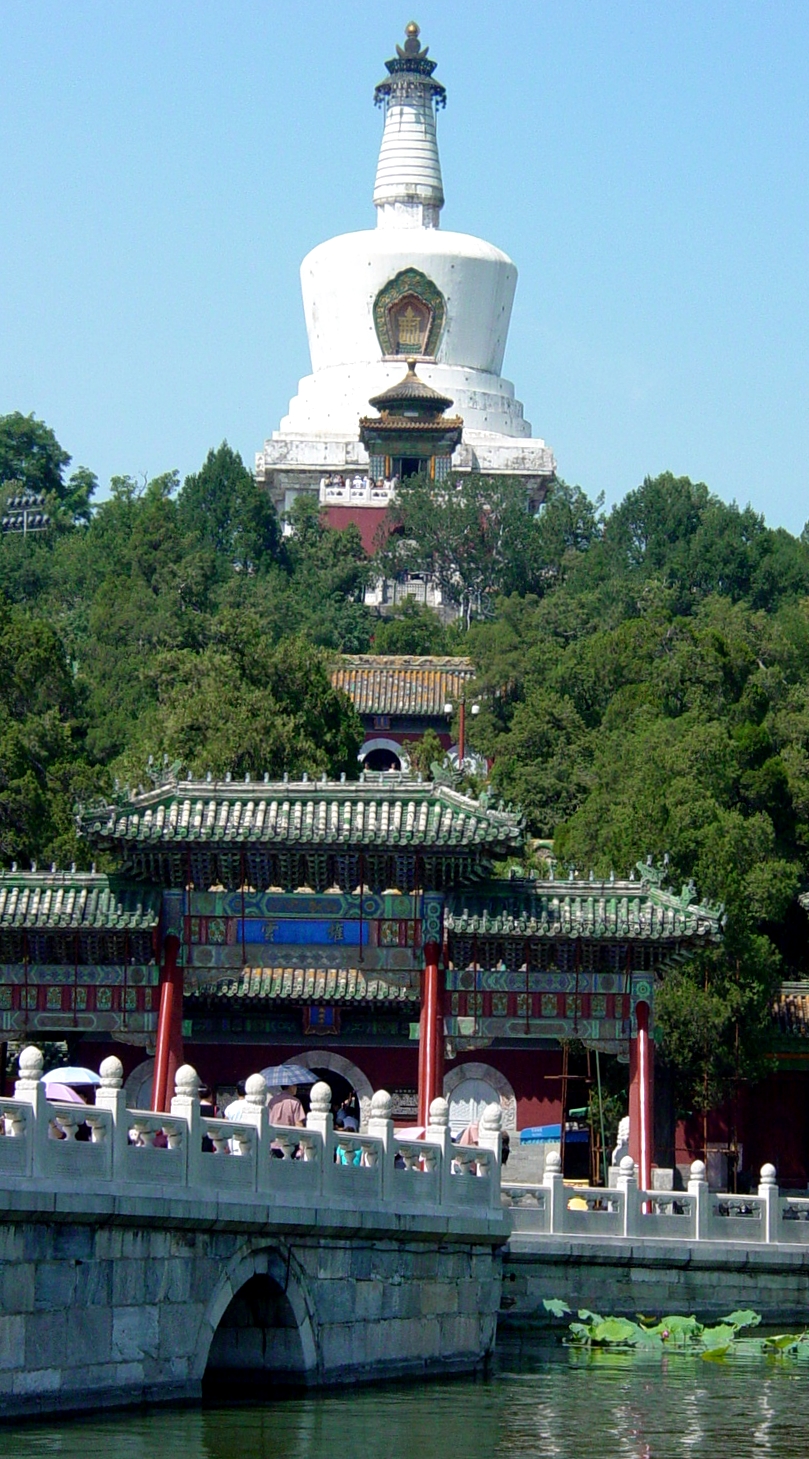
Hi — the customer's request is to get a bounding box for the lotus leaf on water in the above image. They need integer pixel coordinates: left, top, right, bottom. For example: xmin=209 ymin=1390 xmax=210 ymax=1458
xmin=542 ymin=1299 xmax=571 ymax=1318
xmin=542 ymin=1299 xmax=808 ymax=1360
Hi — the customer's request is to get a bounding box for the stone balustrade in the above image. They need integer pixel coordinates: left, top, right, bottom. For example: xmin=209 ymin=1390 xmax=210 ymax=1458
xmin=504 ymin=1152 xmax=809 ymax=1245
xmin=318 ymin=478 xmax=396 ymax=507
xmin=0 ymin=1047 xmax=503 ymax=1216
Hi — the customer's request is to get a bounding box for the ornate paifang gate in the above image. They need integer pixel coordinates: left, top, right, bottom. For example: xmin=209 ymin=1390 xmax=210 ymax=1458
xmin=0 ymin=778 xmax=722 ymax=1180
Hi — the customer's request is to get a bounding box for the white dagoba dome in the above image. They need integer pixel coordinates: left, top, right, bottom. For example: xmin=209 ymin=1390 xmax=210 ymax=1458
xmin=257 ymin=23 xmax=555 ymax=512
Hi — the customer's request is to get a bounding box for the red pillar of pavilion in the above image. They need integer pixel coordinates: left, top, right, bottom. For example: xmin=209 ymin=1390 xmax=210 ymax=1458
xmin=628 ymin=999 xmax=654 ymax=1190
xmin=417 ymin=941 xmax=444 ymax=1130
xmin=151 ymin=933 xmax=184 ymax=1113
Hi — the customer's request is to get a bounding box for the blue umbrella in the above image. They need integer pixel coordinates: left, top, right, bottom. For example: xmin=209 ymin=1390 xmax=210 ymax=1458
xmin=41 ymin=1066 xmax=101 ymax=1087
xmin=258 ymin=1064 xmax=318 ymax=1087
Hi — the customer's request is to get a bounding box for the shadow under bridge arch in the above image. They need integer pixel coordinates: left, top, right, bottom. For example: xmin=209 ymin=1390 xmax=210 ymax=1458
xmin=198 ymin=1245 xmax=318 ymax=1398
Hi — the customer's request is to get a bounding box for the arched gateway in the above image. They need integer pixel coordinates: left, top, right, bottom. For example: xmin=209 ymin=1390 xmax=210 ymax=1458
xmin=0 ymin=774 xmax=720 ymax=1193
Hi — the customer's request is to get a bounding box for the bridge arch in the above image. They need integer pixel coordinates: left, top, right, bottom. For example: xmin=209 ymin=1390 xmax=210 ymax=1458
xmin=195 ymin=1243 xmax=318 ymax=1394
xmin=288 ymin=1050 xmax=374 ymax=1129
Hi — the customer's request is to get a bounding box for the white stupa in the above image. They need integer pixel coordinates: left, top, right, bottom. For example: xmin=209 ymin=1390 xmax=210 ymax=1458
xmin=256 ymin=22 xmax=555 ymax=514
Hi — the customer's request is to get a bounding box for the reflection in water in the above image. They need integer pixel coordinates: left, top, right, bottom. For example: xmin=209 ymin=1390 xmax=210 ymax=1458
xmin=5 ymin=1335 xmax=809 ymax=1459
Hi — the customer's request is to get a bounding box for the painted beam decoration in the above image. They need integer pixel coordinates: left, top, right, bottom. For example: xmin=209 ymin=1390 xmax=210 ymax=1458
xmin=0 ymin=871 xmax=161 ymax=1038
xmin=443 ymin=870 xmax=722 ymax=1052
xmin=179 ymin=889 xmax=436 ymax=1008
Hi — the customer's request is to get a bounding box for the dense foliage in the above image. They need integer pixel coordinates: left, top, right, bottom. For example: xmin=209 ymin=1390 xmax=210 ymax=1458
xmin=3 ymin=419 xmax=809 ymax=1118
xmin=460 ymin=473 xmax=809 ymax=1116
xmin=0 ymin=431 xmax=368 ymax=870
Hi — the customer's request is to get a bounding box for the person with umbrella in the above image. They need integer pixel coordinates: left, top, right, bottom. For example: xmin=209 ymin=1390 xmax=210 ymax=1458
xmin=261 ymin=1063 xmax=317 ymax=1133
xmin=267 ymin=1085 xmax=306 ymax=1129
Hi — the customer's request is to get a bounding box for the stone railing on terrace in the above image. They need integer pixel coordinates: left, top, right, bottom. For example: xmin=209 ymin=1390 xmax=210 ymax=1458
xmin=0 ymin=1048 xmax=503 ymax=1217
xmin=318 ymin=478 xmax=396 ymax=507
xmin=504 ymin=1152 xmax=809 ymax=1246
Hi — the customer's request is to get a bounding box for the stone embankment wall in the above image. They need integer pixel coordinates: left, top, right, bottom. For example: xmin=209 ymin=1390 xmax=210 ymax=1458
xmin=502 ymin=1240 xmax=809 ymax=1326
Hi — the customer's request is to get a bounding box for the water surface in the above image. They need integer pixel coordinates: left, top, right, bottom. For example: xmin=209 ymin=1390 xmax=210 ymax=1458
xmin=3 ymin=1334 xmax=809 ymax=1458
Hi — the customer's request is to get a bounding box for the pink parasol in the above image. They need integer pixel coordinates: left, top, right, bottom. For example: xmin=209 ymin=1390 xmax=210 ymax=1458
xmin=43 ymin=1083 xmax=87 ymax=1105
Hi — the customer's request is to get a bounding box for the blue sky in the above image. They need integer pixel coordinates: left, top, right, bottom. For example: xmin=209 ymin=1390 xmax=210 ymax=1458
xmin=2 ymin=2 xmax=808 ymax=530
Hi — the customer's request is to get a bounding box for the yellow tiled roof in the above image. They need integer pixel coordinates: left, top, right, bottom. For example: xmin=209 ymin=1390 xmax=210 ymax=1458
xmin=332 ymin=656 xmax=475 ymax=717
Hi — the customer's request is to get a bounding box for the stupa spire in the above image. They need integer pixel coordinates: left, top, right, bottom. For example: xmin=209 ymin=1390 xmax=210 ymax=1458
xmin=373 ymin=22 xmax=446 ymax=230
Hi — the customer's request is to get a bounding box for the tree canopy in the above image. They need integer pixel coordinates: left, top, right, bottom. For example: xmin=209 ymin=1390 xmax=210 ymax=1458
xmin=4 ymin=412 xmax=809 ymax=1120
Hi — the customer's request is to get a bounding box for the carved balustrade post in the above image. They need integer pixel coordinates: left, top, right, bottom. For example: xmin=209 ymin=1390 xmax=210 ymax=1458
xmin=687 ymin=1159 xmax=710 ymax=1241
xmin=542 ymin=1150 xmax=565 ymax=1233
xmin=477 ymin=1102 xmax=503 ymax=1209
xmin=367 ymin=1090 xmax=394 ymax=1201
xmin=11 ymin=1044 xmax=43 ymax=1177
xmin=238 ymin=1073 xmax=270 ymax=1190
xmin=94 ymin=1056 xmax=128 ymax=1177
xmin=426 ymin=1096 xmax=452 ymax=1204
xmin=758 ymin=1163 xmax=779 ymax=1244
xmin=305 ymin=1081 xmax=333 ymax=1198
xmin=170 ymin=1064 xmax=201 ymax=1187
xmin=617 ymin=1155 xmax=639 ymax=1237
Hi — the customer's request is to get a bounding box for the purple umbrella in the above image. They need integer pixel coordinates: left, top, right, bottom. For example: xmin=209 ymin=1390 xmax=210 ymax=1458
xmin=43 ymin=1083 xmax=87 ymax=1105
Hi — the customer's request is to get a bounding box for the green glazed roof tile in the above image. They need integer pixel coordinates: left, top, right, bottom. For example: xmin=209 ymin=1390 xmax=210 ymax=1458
xmin=0 ymin=871 xmax=161 ymax=932
xmin=77 ymin=774 xmax=523 ymax=855
xmin=446 ymin=876 xmax=722 ymax=942
xmin=186 ymin=966 xmax=420 ymax=1004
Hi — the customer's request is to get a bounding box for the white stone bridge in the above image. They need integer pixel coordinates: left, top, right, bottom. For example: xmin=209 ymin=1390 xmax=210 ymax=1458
xmin=4 ymin=1050 xmax=809 ymax=1419
xmin=0 ymin=1048 xmax=505 ymax=1418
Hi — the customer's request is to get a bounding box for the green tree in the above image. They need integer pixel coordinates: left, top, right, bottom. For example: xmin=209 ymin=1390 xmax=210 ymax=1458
xmin=118 ymin=635 xmax=362 ymax=782
xmin=0 ymin=412 xmax=96 ymax=526
xmin=377 ymin=473 xmax=544 ymax=627
xmin=177 ymin=443 xmax=280 ymax=570
xmin=0 ymin=595 xmax=93 ymax=867
xmin=372 ymin=600 xmax=450 ymax=655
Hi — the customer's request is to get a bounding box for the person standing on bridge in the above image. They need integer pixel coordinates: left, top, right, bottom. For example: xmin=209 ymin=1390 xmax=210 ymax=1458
xmin=267 ymin=1083 xmax=305 ymax=1128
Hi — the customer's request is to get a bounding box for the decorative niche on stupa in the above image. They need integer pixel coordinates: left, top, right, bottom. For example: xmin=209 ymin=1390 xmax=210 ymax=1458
xmin=373 ymin=269 xmax=446 ymax=359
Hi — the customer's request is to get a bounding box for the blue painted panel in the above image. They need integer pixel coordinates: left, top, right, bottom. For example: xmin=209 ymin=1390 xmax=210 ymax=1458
xmin=236 ymin=918 xmax=367 ymax=946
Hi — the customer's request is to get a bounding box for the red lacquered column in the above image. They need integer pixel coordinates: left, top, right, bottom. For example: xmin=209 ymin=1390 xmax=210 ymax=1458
xmin=418 ymin=941 xmax=443 ymax=1130
xmin=151 ymin=934 xmax=184 ymax=1113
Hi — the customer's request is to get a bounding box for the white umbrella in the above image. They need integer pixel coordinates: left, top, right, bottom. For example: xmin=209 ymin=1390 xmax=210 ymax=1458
xmin=258 ymin=1064 xmax=319 ymax=1088
xmin=41 ymin=1066 xmax=101 ymax=1087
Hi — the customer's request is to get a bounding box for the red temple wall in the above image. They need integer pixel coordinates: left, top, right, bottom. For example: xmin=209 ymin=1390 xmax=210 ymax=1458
xmin=322 ymin=506 xmax=390 ymax=555
xmin=76 ymin=1038 xmax=566 ymax=1131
